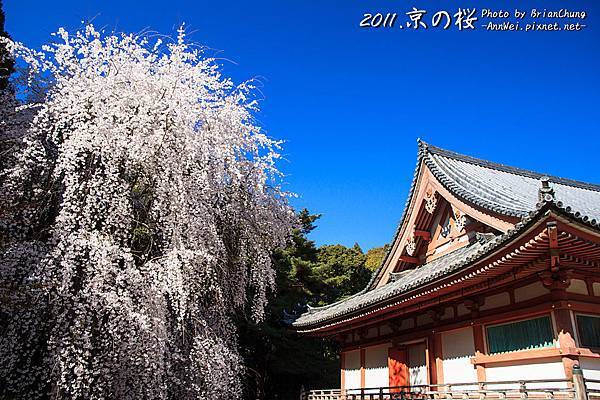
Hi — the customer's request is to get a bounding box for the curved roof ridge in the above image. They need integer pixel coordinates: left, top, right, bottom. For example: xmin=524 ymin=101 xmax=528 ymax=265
xmin=423 ymin=141 xmax=600 ymax=193
xmin=363 ymin=138 xmax=428 ymax=291
xmin=292 ymin=202 xmax=548 ymax=329
xmin=363 ymin=139 xmax=600 ymax=292
xmin=303 ymin=292 xmax=363 ymax=313
xmin=293 ymin=139 xmax=600 ymax=329
xmin=293 ymin=199 xmax=600 ymax=329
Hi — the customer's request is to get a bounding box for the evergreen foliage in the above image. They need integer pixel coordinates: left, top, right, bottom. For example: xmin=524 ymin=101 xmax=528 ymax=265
xmin=239 ymin=209 xmax=384 ymax=399
xmin=365 ymin=244 xmax=390 ymax=272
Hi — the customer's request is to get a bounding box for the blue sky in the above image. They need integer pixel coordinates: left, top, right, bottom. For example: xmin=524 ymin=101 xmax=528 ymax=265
xmin=4 ymin=0 xmax=599 ymax=250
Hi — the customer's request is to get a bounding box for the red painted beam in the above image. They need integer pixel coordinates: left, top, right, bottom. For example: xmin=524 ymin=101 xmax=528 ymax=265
xmin=399 ymin=255 xmax=419 ymax=264
xmin=414 ymin=229 xmax=431 ymax=241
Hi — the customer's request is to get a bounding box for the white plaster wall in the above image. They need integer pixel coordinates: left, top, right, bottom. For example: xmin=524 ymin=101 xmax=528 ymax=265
xmin=399 ymin=318 xmax=415 ymax=330
xmin=441 ymin=327 xmax=477 ymax=389
xmin=435 ymin=240 xmax=454 ymax=255
xmin=581 ymin=358 xmax=600 ymax=390
xmin=365 ymin=344 xmax=390 ymax=390
xmin=416 ymin=313 xmax=433 ymax=327
xmin=514 ymin=281 xmax=549 ymax=302
xmin=457 ymin=303 xmax=470 ymax=316
xmin=480 ymin=292 xmax=511 ymax=311
xmin=408 ymin=343 xmax=428 ymax=386
xmin=566 ymin=279 xmax=588 ymax=295
xmin=440 ymin=306 xmax=454 ymax=321
xmin=344 ymin=350 xmax=361 ymax=390
xmin=485 ymin=359 xmax=567 ymax=389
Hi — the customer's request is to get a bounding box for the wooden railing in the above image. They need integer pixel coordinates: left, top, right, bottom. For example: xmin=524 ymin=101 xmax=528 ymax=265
xmin=300 ymin=377 xmax=596 ymax=400
xmin=344 ymin=379 xmax=573 ymax=400
xmin=304 ymin=389 xmax=342 ymax=400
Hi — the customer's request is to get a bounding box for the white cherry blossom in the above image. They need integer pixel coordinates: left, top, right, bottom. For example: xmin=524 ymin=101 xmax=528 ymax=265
xmin=0 ymin=25 xmax=293 ymax=399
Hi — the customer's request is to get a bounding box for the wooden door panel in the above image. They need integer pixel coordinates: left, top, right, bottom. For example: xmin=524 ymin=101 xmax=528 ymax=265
xmin=388 ymin=347 xmax=409 ymax=391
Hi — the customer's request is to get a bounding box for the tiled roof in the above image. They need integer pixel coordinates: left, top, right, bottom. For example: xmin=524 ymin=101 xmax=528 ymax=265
xmin=292 ymin=141 xmax=600 ymax=330
xmin=293 ymin=234 xmax=495 ymax=328
xmin=424 ymin=143 xmax=600 ymax=221
xmin=367 ymin=140 xmax=600 ymax=290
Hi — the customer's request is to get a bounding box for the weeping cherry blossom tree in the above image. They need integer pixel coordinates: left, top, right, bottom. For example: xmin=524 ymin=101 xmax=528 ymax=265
xmin=0 ymin=25 xmax=293 ymax=399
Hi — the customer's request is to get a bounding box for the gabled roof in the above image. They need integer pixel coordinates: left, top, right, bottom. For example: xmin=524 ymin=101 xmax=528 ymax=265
xmin=368 ymin=140 xmax=600 ymax=290
xmin=292 ymin=140 xmax=600 ymax=332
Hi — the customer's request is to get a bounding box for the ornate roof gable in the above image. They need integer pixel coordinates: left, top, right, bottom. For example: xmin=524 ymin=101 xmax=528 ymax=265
xmin=292 ymin=140 xmax=600 ymax=332
xmin=369 ymin=140 xmax=600 ymax=289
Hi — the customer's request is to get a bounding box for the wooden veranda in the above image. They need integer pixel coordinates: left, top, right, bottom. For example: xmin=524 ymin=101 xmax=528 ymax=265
xmin=301 ymin=368 xmax=600 ymax=400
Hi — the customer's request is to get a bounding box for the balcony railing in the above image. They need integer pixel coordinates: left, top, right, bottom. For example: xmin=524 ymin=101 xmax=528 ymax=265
xmin=303 ymin=389 xmax=342 ymax=400
xmin=301 ymin=376 xmax=598 ymax=400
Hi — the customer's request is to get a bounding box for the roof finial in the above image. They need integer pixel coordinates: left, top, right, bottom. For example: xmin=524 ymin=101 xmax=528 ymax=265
xmin=538 ymin=176 xmax=555 ymax=203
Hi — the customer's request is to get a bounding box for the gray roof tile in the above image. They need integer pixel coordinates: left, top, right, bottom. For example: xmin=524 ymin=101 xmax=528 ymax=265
xmin=425 ymin=144 xmax=600 ymax=221
xmin=293 ymin=141 xmax=600 ymax=329
xmin=293 ymin=240 xmax=489 ymax=327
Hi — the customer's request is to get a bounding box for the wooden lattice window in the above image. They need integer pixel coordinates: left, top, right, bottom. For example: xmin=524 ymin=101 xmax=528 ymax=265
xmin=486 ymin=316 xmax=554 ymax=354
xmin=576 ymin=314 xmax=600 ymax=348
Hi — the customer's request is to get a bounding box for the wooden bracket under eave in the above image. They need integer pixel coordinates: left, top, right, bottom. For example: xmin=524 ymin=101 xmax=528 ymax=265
xmin=547 ymin=220 xmax=560 ymax=272
xmin=414 ymin=229 xmax=431 ymax=241
xmin=399 ymin=255 xmax=419 ymax=264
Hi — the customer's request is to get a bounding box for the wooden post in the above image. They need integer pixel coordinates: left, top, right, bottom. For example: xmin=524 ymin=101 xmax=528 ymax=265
xmin=360 ymin=349 xmax=366 ymax=390
xmin=573 ymin=365 xmax=588 ymax=400
xmin=433 ymin=333 xmax=444 ymax=386
xmin=472 ymin=324 xmax=487 ymax=383
xmin=553 ymin=306 xmax=578 ymax=383
xmin=341 ymin=352 xmax=346 ymax=394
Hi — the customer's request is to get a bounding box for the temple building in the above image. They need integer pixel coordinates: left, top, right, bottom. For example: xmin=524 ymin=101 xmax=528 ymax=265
xmin=294 ymin=141 xmax=600 ymax=398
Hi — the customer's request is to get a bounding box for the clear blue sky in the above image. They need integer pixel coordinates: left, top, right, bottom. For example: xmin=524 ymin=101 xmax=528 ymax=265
xmin=4 ymin=0 xmax=599 ymax=250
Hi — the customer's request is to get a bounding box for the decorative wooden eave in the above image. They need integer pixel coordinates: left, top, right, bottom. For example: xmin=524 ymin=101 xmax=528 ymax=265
xmin=293 ymin=140 xmax=600 ymax=335
xmin=374 ymin=164 xmax=517 ymax=288
xmin=368 ymin=140 xmax=600 ymax=291
xmin=293 ymin=200 xmax=600 ymax=335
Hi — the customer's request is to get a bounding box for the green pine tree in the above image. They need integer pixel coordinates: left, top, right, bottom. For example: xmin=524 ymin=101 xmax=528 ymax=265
xmin=238 ymin=209 xmax=340 ymax=399
xmin=238 ymin=209 xmax=379 ymax=399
